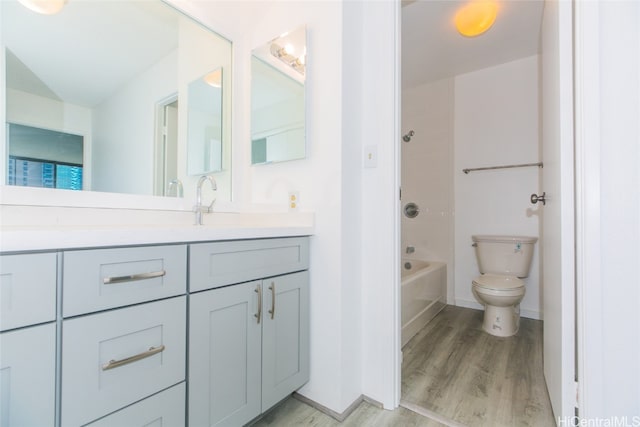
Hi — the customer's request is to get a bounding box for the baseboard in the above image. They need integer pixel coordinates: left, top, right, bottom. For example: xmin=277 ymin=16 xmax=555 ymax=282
xmin=292 ymin=392 xmax=364 ymax=422
xmin=454 ymin=298 xmax=542 ymax=320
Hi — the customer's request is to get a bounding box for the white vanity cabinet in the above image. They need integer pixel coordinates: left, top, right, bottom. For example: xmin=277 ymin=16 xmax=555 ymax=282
xmin=0 ymin=253 xmax=57 ymax=427
xmin=188 ymin=238 xmax=310 ymax=427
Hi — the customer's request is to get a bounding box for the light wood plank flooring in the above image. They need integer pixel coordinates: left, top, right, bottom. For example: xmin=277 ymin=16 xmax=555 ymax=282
xmin=401 ymin=305 xmax=555 ymax=427
xmin=252 ymin=397 xmax=447 ymax=427
xmin=257 ymin=305 xmax=553 ymax=427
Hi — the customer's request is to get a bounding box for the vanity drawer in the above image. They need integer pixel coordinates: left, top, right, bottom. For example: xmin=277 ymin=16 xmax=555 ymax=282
xmin=61 ymin=296 xmax=186 ymax=427
xmin=0 ymin=252 xmax=57 ymax=331
xmin=63 ymin=244 xmax=186 ymax=317
xmin=189 ymin=237 xmax=309 ymax=292
xmin=86 ymin=383 xmax=185 ymax=427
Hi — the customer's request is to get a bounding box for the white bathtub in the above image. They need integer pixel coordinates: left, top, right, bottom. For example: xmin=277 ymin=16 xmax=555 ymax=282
xmin=401 ymin=259 xmax=447 ymax=347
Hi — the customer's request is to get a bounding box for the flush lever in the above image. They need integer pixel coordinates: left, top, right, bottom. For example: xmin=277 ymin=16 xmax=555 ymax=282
xmin=530 ymin=192 xmax=546 ymax=205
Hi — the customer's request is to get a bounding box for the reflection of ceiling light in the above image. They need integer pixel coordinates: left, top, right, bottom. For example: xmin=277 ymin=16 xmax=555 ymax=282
xmin=454 ymin=1 xmax=498 ymax=37
xmin=203 ymin=69 xmax=222 ymax=88
xmin=270 ymin=43 xmax=305 ymax=75
xmin=18 ymin=0 xmax=67 ymax=15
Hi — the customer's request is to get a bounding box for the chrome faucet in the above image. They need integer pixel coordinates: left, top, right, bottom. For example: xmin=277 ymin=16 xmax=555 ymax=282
xmin=193 ymin=175 xmax=217 ymax=225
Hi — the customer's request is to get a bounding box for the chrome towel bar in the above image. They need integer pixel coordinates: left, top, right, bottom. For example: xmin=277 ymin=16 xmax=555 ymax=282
xmin=463 ymin=162 xmax=543 ymax=174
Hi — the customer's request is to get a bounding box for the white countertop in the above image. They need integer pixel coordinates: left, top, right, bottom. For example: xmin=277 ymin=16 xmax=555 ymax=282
xmin=0 ymin=212 xmax=314 ymax=252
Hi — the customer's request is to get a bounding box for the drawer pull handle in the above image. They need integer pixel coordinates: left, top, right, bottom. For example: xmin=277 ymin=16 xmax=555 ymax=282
xmin=255 ymin=285 xmax=262 ymax=324
xmin=102 ymin=345 xmax=166 ymax=371
xmin=103 ymin=270 xmax=166 ymax=285
xmin=268 ymin=282 xmax=276 ymax=320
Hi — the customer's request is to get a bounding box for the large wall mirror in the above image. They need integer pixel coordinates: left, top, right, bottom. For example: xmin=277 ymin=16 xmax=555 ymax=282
xmin=1 ymin=0 xmax=232 ymax=201
xmin=251 ymin=26 xmax=306 ymax=165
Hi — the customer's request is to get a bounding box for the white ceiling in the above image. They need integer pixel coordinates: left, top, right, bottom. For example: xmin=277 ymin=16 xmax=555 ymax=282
xmin=402 ymin=0 xmax=544 ymax=89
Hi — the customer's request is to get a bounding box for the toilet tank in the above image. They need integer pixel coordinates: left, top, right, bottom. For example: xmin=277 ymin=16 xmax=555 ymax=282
xmin=472 ymin=235 xmax=538 ymax=277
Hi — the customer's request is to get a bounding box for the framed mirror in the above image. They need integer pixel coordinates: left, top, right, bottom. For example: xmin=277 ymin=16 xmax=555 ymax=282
xmin=251 ymin=25 xmax=306 ymax=165
xmin=1 ymin=0 xmax=232 ymax=201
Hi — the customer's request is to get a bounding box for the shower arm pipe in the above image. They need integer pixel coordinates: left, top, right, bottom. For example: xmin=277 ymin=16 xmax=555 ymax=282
xmin=462 ymin=162 xmax=543 ymax=174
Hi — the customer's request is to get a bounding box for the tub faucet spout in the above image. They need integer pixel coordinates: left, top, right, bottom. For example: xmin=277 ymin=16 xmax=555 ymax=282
xmin=406 ymin=246 xmax=415 ymax=254
xmin=194 ymin=175 xmax=217 ymax=225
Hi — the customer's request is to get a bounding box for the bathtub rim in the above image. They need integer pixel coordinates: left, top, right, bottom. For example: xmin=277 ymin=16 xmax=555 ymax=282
xmin=401 ymin=258 xmax=446 ymax=283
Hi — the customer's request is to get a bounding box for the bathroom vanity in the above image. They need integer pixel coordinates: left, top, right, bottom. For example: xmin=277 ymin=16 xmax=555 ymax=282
xmin=0 ymin=228 xmax=311 ymax=427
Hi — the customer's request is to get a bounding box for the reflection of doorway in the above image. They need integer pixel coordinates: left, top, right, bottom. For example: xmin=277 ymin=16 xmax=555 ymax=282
xmin=154 ymin=95 xmax=179 ymax=197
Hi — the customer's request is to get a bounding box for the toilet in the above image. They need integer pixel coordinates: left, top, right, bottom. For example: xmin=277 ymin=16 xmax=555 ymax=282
xmin=471 ymin=235 xmax=538 ymax=337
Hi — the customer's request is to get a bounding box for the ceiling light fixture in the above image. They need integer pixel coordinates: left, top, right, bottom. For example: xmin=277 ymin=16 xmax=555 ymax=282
xmin=18 ymin=0 xmax=67 ymax=15
xmin=454 ymin=0 xmax=498 ymax=37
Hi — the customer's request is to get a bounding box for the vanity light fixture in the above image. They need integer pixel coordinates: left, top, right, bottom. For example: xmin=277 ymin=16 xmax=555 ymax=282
xmin=203 ymin=69 xmax=222 ymax=88
xmin=18 ymin=0 xmax=67 ymax=15
xmin=270 ymin=43 xmax=306 ymax=75
xmin=454 ymin=0 xmax=498 ymax=37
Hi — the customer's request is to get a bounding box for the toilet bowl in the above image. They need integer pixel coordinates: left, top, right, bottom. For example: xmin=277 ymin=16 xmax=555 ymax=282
xmin=472 ymin=274 xmax=525 ymax=336
xmin=471 ymin=235 xmax=537 ymax=337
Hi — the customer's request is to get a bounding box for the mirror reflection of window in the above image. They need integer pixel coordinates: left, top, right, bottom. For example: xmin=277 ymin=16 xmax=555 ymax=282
xmin=251 ymin=26 xmax=306 ymax=165
xmin=7 ymin=123 xmax=83 ymax=190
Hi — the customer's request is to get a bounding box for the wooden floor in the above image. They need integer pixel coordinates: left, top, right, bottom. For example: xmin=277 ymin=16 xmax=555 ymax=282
xmin=252 ymin=397 xmax=446 ymax=427
xmin=258 ymin=305 xmax=554 ymax=427
xmin=401 ymin=305 xmax=555 ymax=427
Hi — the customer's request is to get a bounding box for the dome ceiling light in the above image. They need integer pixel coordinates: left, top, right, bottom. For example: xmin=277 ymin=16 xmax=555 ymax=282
xmin=18 ymin=0 xmax=67 ymax=15
xmin=454 ymin=0 xmax=498 ymax=37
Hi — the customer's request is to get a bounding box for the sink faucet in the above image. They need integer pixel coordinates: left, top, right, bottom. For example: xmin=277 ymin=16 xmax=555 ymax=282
xmin=193 ymin=175 xmax=217 ymax=225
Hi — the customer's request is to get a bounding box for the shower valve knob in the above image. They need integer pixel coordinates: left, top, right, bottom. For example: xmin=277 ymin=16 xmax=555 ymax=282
xmin=530 ymin=192 xmax=546 ymax=205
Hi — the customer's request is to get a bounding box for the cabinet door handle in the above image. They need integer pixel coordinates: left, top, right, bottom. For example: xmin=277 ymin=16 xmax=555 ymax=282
xmin=103 ymin=270 xmax=166 ymax=285
xmin=102 ymin=345 xmax=165 ymax=371
xmin=255 ymin=285 xmax=262 ymax=324
xmin=268 ymin=282 xmax=276 ymax=320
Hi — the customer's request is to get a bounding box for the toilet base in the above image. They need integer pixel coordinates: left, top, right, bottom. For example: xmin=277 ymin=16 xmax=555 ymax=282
xmin=482 ymin=304 xmax=520 ymax=337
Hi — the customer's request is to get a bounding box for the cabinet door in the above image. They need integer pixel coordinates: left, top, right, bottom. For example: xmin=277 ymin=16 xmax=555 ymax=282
xmin=189 ymin=282 xmax=262 ymax=427
xmin=261 ymin=271 xmax=310 ymax=410
xmin=0 ymin=323 xmax=56 ymax=427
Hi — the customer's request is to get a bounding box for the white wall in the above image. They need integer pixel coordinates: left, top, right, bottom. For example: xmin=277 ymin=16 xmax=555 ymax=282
xmin=454 ymin=55 xmax=542 ymax=319
xmin=576 ymin=0 xmax=640 ymax=418
xmin=358 ymin=0 xmax=400 ymax=409
xmin=401 ymin=78 xmax=455 ymax=302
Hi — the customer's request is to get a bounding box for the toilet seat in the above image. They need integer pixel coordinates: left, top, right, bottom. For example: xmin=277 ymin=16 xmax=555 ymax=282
xmin=472 ymin=274 xmax=525 ymax=297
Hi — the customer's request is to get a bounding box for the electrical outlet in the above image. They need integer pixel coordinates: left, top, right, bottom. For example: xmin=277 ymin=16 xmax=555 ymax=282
xmin=288 ymin=192 xmax=300 ymax=212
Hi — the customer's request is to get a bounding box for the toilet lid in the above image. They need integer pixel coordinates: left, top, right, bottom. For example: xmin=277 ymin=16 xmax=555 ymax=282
xmin=472 ymin=274 xmax=524 ymax=291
